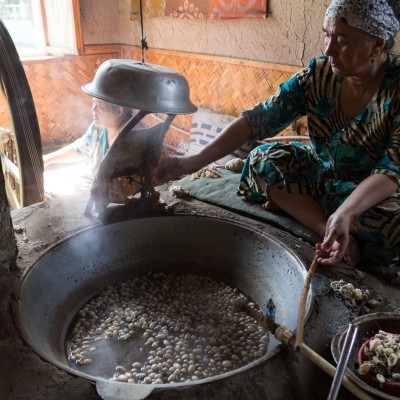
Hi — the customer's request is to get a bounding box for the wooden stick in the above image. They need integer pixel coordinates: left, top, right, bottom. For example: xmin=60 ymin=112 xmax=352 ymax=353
xmin=294 ymin=255 xmax=318 ymax=351
xmin=301 ymin=343 xmax=373 ymax=400
xmin=274 ymin=325 xmax=374 ymax=400
xmin=235 ymin=299 xmax=373 ymax=400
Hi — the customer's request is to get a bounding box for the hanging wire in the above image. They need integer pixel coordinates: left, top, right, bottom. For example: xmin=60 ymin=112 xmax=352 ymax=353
xmin=139 ymin=0 xmax=148 ymax=64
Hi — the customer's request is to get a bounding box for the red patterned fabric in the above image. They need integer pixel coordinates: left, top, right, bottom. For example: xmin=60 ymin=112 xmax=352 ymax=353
xmin=165 ymin=0 xmax=267 ymax=19
xmin=166 ymin=0 xmax=208 ymax=19
xmin=208 ymin=0 xmax=267 ymax=19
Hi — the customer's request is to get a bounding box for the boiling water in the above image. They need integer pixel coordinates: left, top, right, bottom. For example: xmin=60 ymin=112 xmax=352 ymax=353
xmin=66 ymin=272 xmax=269 ymax=384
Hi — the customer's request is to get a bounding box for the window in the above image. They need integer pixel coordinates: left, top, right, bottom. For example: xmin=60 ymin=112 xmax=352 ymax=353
xmin=0 ymin=0 xmax=82 ymax=58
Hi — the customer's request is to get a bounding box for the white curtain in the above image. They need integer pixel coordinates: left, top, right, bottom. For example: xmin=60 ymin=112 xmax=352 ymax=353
xmin=44 ymin=0 xmax=74 ymax=51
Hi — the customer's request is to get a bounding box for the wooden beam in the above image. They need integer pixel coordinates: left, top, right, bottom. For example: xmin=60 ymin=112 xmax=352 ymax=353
xmin=39 ymin=0 xmax=49 ymax=45
xmin=81 ymin=44 xmax=121 ymax=55
xmin=72 ymin=0 xmax=84 ymax=55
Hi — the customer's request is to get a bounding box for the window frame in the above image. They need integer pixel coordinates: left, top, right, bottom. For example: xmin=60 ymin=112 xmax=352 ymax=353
xmin=4 ymin=0 xmax=83 ymax=59
xmin=41 ymin=0 xmax=83 ymax=56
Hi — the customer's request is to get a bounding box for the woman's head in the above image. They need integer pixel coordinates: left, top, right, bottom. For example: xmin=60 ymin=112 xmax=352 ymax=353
xmin=325 ymin=0 xmax=399 ymax=41
xmin=91 ymin=98 xmax=132 ymax=129
xmin=323 ymin=0 xmax=399 ymax=78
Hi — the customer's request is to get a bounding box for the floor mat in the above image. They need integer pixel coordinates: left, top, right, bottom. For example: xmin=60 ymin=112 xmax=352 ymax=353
xmin=174 ymin=168 xmax=320 ymax=245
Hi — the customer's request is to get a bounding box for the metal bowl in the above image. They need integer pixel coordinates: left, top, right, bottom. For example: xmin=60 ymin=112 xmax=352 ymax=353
xmin=82 ymin=59 xmax=197 ymax=115
xmin=331 ymin=312 xmax=400 ymax=400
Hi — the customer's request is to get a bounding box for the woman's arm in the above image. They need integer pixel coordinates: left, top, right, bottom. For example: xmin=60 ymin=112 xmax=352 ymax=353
xmin=336 ymin=173 xmax=397 ymax=219
xmin=43 ymin=143 xmax=83 ymax=169
xmin=194 ymin=116 xmax=252 ymax=167
xmin=156 ymin=64 xmax=311 ymax=183
xmin=317 ymin=173 xmax=398 ymax=265
xmin=156 ymin=116 xmax=252 ymax=182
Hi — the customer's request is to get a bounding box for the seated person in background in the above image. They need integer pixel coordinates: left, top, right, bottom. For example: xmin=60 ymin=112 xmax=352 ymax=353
xmin=43 ymin=98 xmax=138 ymax=178
xmin=157 ymin=0 xmax=400 ymax=282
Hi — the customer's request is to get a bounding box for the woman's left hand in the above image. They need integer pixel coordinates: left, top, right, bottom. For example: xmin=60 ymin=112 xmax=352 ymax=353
xmin=316 ymin=212 xmax=352 ymax=265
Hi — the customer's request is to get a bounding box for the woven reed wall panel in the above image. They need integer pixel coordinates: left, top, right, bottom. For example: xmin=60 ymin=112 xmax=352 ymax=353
xmin=21 ymin=54 xmax=116 ymax=148
xmin=124 ymin=48 xmax=298 ymax=116
xmin=121 ymin=47 xmax=307 ymax=142
xmin=0 ymin=47 xmax=307 ymax=155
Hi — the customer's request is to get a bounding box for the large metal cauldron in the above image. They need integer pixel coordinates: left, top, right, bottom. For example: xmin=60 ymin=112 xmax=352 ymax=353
xmin=14 ymin=215 xmax=312 ymax=400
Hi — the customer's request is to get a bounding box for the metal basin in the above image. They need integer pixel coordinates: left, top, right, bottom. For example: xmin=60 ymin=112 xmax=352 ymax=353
xmin=332 ymin=312 xmax=400 ymax=400
xmin=14 ymin=215 xmax=312 ymax=399
xmin=82 ymin=59 xmax=197 ymax=114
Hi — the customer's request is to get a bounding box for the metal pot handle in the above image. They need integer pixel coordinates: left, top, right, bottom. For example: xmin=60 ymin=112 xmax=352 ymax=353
xmin=96 ymin=380 xmax=154 ymax=400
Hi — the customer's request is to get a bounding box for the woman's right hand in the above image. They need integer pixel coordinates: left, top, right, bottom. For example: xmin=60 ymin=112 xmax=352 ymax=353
xmin=154 ymin=154 xmax=203 ymax=185
xmin=315 ymin=211 xmax=352 ymax=266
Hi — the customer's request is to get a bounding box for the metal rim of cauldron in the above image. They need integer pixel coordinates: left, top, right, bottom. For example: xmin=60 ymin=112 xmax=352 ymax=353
xmin=13 ymin=214 xmax=314 ymax=399
xmin=331 ymin=312 xmax=400 ymax=400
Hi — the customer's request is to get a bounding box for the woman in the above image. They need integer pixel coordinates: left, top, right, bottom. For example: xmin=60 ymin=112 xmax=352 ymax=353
xmin=43 ymin=98 xmax=134 ymax=178
xmin=158 ymin=0 xmax=400 ymax=281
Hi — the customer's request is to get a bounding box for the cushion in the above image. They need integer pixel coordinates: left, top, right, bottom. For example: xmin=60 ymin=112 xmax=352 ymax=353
xmin=175 ymin=169 xmax=320 ymax=245
xmin=188 ymin=108 xmax=253 ymax=165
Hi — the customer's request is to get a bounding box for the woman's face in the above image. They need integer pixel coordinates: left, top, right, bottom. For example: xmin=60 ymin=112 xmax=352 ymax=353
xmin=91 ymin=98 xmax=120 ymax=128
xmin=323 ymin=17 xmax=378 ymax=78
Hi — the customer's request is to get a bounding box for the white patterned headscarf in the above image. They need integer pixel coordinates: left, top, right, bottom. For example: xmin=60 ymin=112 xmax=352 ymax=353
xmin=325 ymin=0 xmax=400 ymax=40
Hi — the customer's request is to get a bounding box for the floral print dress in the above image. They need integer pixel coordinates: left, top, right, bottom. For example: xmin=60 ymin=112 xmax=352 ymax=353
xmin=239 ymin=54 xmax=400 ymax=269
xmin=74 ymin=123 xmax=108 ymax=178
